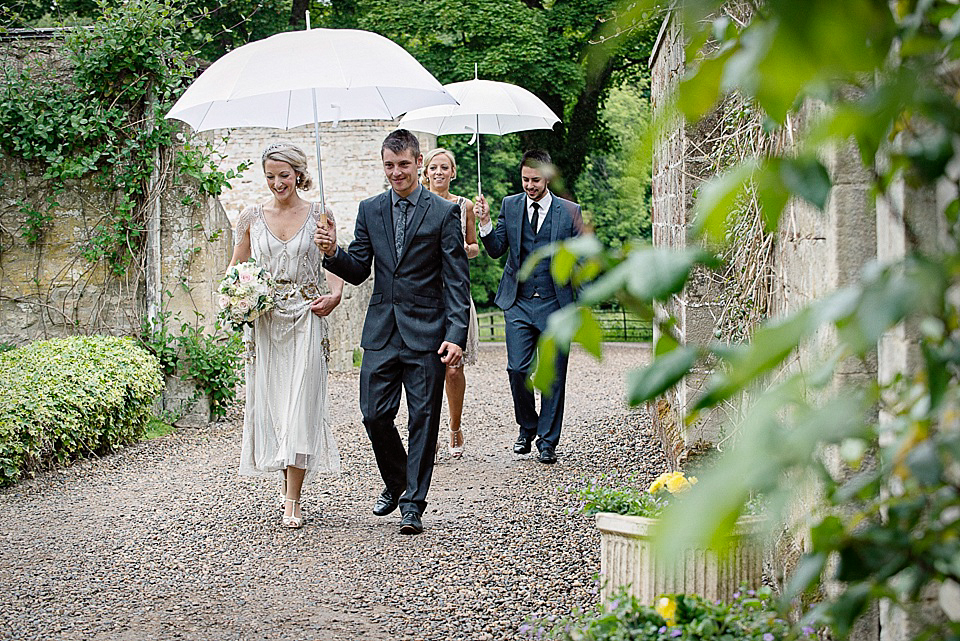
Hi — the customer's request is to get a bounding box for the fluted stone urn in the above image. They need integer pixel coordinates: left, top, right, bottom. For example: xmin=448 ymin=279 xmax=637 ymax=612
xmin=596 ymin=512 xmax=765 ymax=605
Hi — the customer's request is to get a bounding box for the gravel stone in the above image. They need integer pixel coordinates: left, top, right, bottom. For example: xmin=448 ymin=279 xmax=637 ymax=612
xmin=0 ymin=343 xmax=662 ymax=641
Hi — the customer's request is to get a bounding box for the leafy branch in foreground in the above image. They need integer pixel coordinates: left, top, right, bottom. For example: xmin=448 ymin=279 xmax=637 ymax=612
xmin=533 ymin=0 xmax=960 ymax=638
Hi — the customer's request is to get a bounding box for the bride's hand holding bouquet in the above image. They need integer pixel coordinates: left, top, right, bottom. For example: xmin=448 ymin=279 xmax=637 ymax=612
xmin=218 ymin=260 xmax=276 ymax=331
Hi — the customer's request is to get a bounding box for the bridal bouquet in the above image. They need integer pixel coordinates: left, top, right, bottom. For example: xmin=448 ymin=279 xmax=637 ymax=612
xmin=217 ymin=260 xmax=276 ymax=331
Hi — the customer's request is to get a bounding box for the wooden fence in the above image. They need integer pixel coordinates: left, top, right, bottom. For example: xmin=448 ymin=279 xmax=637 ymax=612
xmin=476 ymin=308 xmax=651 ymax=343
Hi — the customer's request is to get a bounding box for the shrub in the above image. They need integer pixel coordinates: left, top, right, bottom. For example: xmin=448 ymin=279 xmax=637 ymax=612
xmin=0 ymin=335 xmax=163 ymax=485
xmin=532 ymin=587 xmax=805 ymax=641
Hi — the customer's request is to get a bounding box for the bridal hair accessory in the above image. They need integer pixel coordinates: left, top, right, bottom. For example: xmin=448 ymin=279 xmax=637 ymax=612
xmin=261 ymin=142 xmax=291 ymax=162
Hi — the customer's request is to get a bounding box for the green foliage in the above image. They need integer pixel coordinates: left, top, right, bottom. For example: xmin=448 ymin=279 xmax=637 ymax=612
xmin=531 ymin=0 xmax=960 ymax=639
xmin=0 ymin=343 xmax=16 ymax=354
xmin=570 ymin=475 xmax=667 ymax=518
xmin=321 ymin=0 xmax=659 ymax=194
xmin=138 ymin=304 xmax=243 ymax=421
xmin=576 ymin=84 xmax=653 ymax=248
xmin=531 ymin=587 xmax=801 ymax=641
xmin=0 ymin=335 xmax=163 ymax=485
xmin=0 ymin=0 xmax=245 ymax=272
xmin=144 ymin=414 xmax=175 ymax=439
xmin=178 ymin=323 xmax=242 ymax=421
xmin=140 ymin=309 xmax=180 ymax=376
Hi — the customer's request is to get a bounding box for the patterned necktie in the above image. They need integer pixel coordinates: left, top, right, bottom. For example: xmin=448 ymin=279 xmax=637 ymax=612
xmin=531 ymin=201 xmax=541 ymax=234
xmin=395 ymin=198 xmax=410 ymax=260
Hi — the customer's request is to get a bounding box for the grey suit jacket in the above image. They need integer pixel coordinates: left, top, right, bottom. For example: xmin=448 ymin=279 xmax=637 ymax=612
xmin=323 ymin=189 xmax=470 ymax=352
xmin=481 ymin=191 xmax=584 ymax=310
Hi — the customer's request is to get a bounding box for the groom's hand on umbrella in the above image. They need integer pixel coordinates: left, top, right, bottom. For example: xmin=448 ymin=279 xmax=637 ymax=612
xmin=438 ymin=341 xmax=462 ymax=367
xmin=314 ymin=217 xmax=337 ymax=257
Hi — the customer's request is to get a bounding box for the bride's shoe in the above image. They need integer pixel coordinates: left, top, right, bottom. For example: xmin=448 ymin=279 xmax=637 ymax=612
xmin=449 ymin=427 xmax=464 ymax=459
xmin=282 ymin=498 xmax=303 ymax=529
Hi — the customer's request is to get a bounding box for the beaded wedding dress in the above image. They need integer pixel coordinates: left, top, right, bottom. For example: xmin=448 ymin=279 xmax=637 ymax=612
xmin=235 ymin=203 xmax=340 ymax=482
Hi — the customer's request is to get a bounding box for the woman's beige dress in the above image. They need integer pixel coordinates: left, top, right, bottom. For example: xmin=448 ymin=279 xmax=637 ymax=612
xmin=235 ymin=203 xmax=340 ymax=482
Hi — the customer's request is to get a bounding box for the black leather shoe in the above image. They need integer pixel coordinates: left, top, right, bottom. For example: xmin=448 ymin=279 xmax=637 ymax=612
xmin=372 ymin=488 xmax=399 ymax=516
xmin=399 ymin=511 xmax=423 ymax=535
xmin=538 ymin=446 xmax=557 ymax=464
xmin=513 ymin=434 xmax=533 ymax=455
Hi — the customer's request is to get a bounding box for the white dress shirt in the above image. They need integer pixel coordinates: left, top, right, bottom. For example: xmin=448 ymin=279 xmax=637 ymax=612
xmin=479 ymin=192 xmax=552 ymax=237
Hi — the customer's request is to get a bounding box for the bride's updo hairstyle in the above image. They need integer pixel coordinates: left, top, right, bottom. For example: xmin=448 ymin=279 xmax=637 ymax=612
xmin=261 ymin=142 xmax=314 ymax=191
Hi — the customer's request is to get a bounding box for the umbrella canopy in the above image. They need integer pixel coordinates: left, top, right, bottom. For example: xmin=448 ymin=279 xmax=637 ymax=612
xmin=398 ymin=77 xmax=560 ymax=195
xmin=397 ymin=78 xmax=559 ymax=138
xmin=167 ymin=28 xmax=458 ymax=131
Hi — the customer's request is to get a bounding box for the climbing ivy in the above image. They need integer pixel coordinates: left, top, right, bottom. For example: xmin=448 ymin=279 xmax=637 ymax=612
xmin=0 ymin=0 xmax=244 ymax=273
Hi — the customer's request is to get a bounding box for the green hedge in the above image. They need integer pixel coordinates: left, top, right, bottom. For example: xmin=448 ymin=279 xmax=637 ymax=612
xmin=0 ymin=336 xmax=164 ymax=485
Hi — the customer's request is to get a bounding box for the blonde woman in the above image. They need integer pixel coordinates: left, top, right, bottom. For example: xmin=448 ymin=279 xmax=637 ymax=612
xmin=228 ymin=142 xmax=343 ymax=528
xmin=421 ymin=148 xmax=480 ymax=458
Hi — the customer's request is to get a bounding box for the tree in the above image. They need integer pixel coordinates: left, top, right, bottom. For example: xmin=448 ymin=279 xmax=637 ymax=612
xmin=319 ymin=0 xmax=660 ymax=198
xmin=537 ymin=0 xmax=960 ymax=638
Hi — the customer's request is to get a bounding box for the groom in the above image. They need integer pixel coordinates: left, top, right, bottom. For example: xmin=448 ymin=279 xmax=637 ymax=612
xmin=314 ymin=129 xmax=470 ymax=535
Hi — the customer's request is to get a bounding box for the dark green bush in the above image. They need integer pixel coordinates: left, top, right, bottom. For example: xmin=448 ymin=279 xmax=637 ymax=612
xmin=0 ymin=335 xmax=163 ymax=485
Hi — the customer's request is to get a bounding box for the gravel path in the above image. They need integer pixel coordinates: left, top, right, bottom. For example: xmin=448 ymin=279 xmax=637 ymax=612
xmin=0 ymin=343 xmax=662 ymax=641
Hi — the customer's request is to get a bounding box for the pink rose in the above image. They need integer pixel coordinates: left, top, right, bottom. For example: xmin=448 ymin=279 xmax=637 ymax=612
xmin=218 ymin=294 xmax=230 ymax=309
xmin=239 ymin=272 xmax=255 ymax=283
xmin=236 ymin=299 xmax=251 ymax=313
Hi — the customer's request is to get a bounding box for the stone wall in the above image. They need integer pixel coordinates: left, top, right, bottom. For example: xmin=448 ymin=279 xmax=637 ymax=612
xmin=649 ymin=13 xmax=727 ymax=465
xmin=649 ymin=10 xmax=884 ymax=641
xmin=209 ymin=123 xmax=435 ymax=370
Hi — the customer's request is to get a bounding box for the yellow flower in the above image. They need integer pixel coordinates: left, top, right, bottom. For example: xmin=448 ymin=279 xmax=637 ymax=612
xmin=656 ymin=596 xmax=677 ymax=625
xmin=647 ymin=471 xmax=673 ymax=494
xmin=665 ymin=472 xmax=695 ymax=494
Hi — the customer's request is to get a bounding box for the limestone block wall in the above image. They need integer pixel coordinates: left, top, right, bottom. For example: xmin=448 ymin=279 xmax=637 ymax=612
xmin=209 ymin=123 xmax=436 ymax=370
xmin=650 ymin=13 xmax=726 ymax=465
xmin=0 ymin=155 xmax=232 ymax=345
xmin=875 ymin=152 xmax=953 ymax=641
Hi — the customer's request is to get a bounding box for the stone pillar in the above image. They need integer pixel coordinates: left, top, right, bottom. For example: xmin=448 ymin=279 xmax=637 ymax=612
xmin=875 ymin=150 xmax=953 ymax=641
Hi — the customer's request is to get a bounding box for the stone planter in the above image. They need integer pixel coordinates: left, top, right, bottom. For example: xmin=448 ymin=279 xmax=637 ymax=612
xmin=596 ymin=512 xmax=765 ymax=605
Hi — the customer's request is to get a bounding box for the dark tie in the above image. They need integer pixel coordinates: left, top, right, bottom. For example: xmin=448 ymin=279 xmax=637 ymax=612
xmin=531 ymin=202 xmax=541 ymax=234
xmin=395 ymin=198 xmax=410 ymax=260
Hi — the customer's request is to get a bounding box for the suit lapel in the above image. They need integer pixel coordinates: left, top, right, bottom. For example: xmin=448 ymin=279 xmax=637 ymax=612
xmin=396 ymin=191 xmax=430 ymax=267
xmin=379 ymin=192 xmax=397 ymax=270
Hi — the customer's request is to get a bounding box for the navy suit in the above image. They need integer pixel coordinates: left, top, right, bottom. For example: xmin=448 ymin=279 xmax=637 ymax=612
xmin=481 ymin=191 xmax=583 ymax=452
xmin=324 ymin=187 xmax=470 ymax=515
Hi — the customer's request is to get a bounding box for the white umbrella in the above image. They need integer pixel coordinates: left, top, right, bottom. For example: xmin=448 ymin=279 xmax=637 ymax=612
xmin=165 ymin=23 xmax=458 ymax=212
xmin=398 ymin=69 xmax=560 ymax=195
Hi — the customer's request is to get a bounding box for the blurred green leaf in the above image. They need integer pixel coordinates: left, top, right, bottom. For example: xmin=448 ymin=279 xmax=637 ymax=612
xmin=626 ymin=346 xmax=698 ymax=405
xmin=692 ymin=162 xmax=757 ymax=244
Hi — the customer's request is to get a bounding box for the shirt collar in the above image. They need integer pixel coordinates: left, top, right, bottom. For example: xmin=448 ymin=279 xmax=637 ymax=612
xmin=392 ymin=184 xmax=422 ymax=208
xmin=526 ymin=191 xmax=552 ymax=214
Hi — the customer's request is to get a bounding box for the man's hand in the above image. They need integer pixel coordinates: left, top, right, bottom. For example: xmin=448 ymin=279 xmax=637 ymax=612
xmin=310 ymin=293 xmax=341 ymax=317
xmin=314 ymin=216 xmax=338 ymax=257
xmin=475 ymin=194 xmax=491 ymax=227
xmin=438 ymin=341 xmax=463 ymax=367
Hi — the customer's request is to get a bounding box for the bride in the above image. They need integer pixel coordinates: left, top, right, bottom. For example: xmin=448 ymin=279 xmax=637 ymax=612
xmin=227 ymin=142 xmax=343 ymax=529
